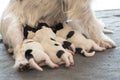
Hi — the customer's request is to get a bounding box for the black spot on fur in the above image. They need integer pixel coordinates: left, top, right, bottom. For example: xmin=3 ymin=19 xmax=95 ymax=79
xmin=36 ymin=23 xmax=49 ymax=30
xmin=24 ymin=25 xmax=36 ymax=39
xmin=50 ymin=38 xmax=56 ymax=41
xmin=82 ymin=33 xmax=88 ymax=39
xmin=55 ymin=23 xmax=64 ymax=30
xmin=24 ymin=23 xmax=49 ymax=39
xmin=75 ymin=48 xmax=85 ymax=55
xmin=76 ymin=48 xmax=88 ymax=57
xmin=62 ymin=41 xmax=71 ymax=49
xmin=25 ymin=49 xmax=33 ymax=60
xmin=56 ymin=50 xmax=65 ymax=58
xmin=89 ymin=49 xmax=94 ymax=53
xmin=66 ymin=31 xmax=75 ymax=39
xmin=52 ymin=23 xmax=64 ymax=33
xmin=54 ymin=43 xmax=59 ymax=46
xmin=75 ymin=48 xmax=82 ymax=54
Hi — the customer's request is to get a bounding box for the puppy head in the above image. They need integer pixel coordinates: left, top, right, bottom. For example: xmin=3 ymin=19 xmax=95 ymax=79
xmin=62 ymin=41 xmax=75 ymax=55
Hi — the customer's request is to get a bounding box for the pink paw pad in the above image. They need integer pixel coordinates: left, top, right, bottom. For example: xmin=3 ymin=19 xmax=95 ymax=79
xmin=70 ymin=62 xmax=74 ymax=66
xmin=54 ymin=64 xmax=59 ymax=69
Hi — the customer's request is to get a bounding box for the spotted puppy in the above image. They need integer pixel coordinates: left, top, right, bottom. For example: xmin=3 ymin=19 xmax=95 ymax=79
xmin=33 ymin=26 xmax=74 ymax=67
xmin=53 ymin=23 xmax=106 ymax=57
xmin=14 ymin=39 xmax=58 ymax=71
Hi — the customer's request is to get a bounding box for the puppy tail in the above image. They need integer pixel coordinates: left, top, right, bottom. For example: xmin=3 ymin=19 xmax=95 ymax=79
xmin=29 ymin=58 xmax=43 ymax=71
xmin=83 ymin=50 xmax=95 ymax=57
xmin=76 ymin=48 xmax=95 ymax=57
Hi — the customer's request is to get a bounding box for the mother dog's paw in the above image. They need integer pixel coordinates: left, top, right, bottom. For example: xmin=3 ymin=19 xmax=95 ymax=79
xmin=13 ymin=59 xmax=31 ymax=71
xmin=97 ymin=34 xmax=116 ymax=49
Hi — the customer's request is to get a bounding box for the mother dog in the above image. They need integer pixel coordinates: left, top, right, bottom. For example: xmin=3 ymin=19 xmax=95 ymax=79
xmin=0 ymin=0 xmax=116 ymax=70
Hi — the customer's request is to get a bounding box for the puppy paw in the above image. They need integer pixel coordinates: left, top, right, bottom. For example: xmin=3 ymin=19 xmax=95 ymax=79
xmin=65 ymin=63 xmax=71 ymax=67
xmin=70 ymin=61 xmax=74 ymax=66
xmin=53 ymin=64 xmax=59 ymax=69
xmin=98 ymin=36 xmax=116 ymax=49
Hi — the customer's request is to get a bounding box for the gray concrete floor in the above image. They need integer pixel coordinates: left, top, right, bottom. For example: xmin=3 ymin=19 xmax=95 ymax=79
xmin=0 ymin=9 xmax=120 ymax=80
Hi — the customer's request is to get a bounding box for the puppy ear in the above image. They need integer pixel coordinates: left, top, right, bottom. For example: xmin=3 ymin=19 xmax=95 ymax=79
xmin=55 ymin=23 xmax=64 ymax=30
xmin=62 ymin=41 xmax=71 ymax=49
xmin=56 ymin=50 xmax=65 ymax=58
xmin=25 ymin=49 xmax=33 ymax=60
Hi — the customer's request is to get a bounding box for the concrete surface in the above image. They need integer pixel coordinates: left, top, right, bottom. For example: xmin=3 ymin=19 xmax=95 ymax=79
xmin=0 ymin=9 xmax=120 ymax=80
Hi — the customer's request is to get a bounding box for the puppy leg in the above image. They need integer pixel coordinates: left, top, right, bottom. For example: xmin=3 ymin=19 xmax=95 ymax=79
xmin=45 ymin=56 xmax=59 ymax=68
xmin=29 ymin=58 xmax=43 ymax=71
xmin=61 ymin=54 xmax=71 ymax=67
xmin=89 ymin=39 xmax=106 ymax=51
xmin=82 ymin=49 xmax=95 ymax=57
xmin=68 ymin=54 xmax=74 ymax=65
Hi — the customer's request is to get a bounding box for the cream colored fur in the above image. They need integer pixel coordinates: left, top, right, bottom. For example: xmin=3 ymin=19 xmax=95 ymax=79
xmin=56 ymin=23 xmax=106 ymax=57
xmin=0 ymin=0 xmax=116 ymax=70
xmin=33 ymin=27 xmax=74 ymax=67
xmin=0 ymin=0 xmax=66 ymax=69
xmin=64 ymin=0 xmax=116 ymax=48
xmin=18 ymin=39 xmax=58 ymax=71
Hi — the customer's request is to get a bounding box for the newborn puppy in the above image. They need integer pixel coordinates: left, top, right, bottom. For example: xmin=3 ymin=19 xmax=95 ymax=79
xmin=33 ymin=27 xmax=74 ymax=67
xmin=53 ymin=23 xmax=106 ymax=57
xmin=14 ymin=39 xmax=58 ymax=71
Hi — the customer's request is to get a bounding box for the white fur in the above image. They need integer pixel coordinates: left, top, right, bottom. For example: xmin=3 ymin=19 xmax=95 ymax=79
xmin=0 ymin=0 xmax=66 ymax=69
xmin=0 ymin=0 xmax=116 ymax=69
xmin=56 ymin=23 xmax=106 ymax=57
xmin=14 ymin=39 xmax=58 ymax=71
xmin=64 ymin=0 xmax=116 ymax=48
xmin=33 ymin=27 xmax=74 ymax=67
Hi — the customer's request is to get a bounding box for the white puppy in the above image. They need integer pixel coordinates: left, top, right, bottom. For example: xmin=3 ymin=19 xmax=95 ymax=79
xmin=14 ymin=39 xmax=58 ymax=71
xmin=33 ymin=27 xmax=74 ymax=67
xmin=53 ymin=23 xmax=106 ymax=57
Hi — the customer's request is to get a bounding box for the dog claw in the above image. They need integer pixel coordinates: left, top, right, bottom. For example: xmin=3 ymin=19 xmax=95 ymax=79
xmin=18 ymin=63 xmax=31 ymax=72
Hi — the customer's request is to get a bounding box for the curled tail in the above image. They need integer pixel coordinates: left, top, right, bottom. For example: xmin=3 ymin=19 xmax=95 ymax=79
xmin=75 ymin=48 xmax=95 ymax=57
